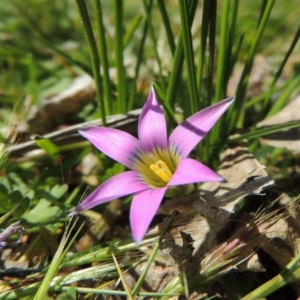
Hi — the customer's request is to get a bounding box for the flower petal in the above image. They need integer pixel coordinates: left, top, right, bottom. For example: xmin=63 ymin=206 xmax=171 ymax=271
xmin=130 ymin=187 xmax=167 ymax=243
xmin=73 ymin=171 xmax=148 ymax=213
xmin=169 ymin=97 xmax=234 ymax=158
xmin=138 ymin=86 xmax=168 ymax=152
xmin=79 ymin=126 xmax=140 ymax=169
xmin=168 ymin=158 xmax=223 ymax=186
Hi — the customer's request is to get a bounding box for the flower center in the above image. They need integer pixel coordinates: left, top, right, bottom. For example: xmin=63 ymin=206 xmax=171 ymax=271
xmin=149 ymin=160 xmax=172 ymax=183
xmin=133 ymin=147 xmax=180 ymax=188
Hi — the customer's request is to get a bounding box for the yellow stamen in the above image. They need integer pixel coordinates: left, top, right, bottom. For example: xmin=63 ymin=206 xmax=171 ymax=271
xmin=149 ymin=160 xmax=172 ymax=183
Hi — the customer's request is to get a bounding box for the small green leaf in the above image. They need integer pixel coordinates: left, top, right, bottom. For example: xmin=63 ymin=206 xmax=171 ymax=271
xmin=56 ymin=293 xmax=76 ymax=300
xmin=50 ymin=184 xmax=68 ymax=199
xmin=31 ymin=135 xmax=59 ymax=158
xmin=22 ymin=199 xmax=62 ymax=224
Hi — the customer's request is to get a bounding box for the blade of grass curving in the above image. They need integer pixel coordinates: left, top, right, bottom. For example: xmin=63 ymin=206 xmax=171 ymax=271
xmin=197 ymin=0 xmax=210 ymax=102
xmin=179 ymin=0 xmax=199 ymax=114
xmin=131 ymin=211 xmax=177 ymax=296
xmin=33 ymin=219 xmax=84 ymax=300
xmin=111 ymin=251 xmax=134 ymax=300
xmin=92 ymin=0 xmax=112 ymax=115
xmin=245 ymin=77 xmax=294 ymax=109
xmin=123 ymin=15 xmax=143 ymax=48
xmin=206 ymin=0 xmax=217 ymax=106
xmin=199 ymin=0 xmax=217 ymax=164
xmin=227 ymin=0 xmax=275 ymax=131
xmin=225 ymin=0 xmax=239 ymax=85
xmin=32 ymin=135 xmax=59 ymax=159
xmin=157 ymin=0 xmax=176 ymax=55
xmin=272 ymin=24 xmax=300 ymax=87
xmin=197 ymin=0 xmax=216 ymax=109
xmin=0 ymin=205 xmax=23 ymax=225
xmin=142 ymin=0 xmax=166 ymax=90
xmin=153 ymin=83 xmax=177 ymax=126
xmin=35 ymin=35 xmax=92 ymax=75
xmin=166 ymin=32 xmax=184 ymax=107
xmin=261 ymin=24 xmax=300 ymax=118
xmin=128 ymin=18 xmax=148 ymax=110
xmin=266 ymin=75 xmax=300 ymax=117
xmin=113 ymin=0 xmax=127 ymax=112
xmin=75 ymin=0 xmax=106 ymax=126
xmin=256 ymin=0 xmax=268 ymax=28
xmin=214 ymin=0 xmax=230 ymax=104
xmin=61 ymin=235 xmax=158 ymax=268
xmin=166 ymin=0 xmax=198 ymax=109
xmin=27 ymin=53 xmax=38 ymax=105
xmin=241 ymin=252 xmax=300 ymax=300
xmin=228 ymin=33 xmax=244 ymax=77
xmin=0 ymin=284 xmax=178 ymax=299
xmin=227 ymin=120 xmax=300 ymax=143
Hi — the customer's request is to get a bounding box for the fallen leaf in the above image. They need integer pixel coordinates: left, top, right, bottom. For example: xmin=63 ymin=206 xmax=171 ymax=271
xmin=159 ymin=140 xmax=274 ymax=256
xmin=258 ymin=94 xmax=300 ymax=152
xmin=227 ymin=55 xmax=270 ymax=97
xmin=27 ymin=75 xmax=95 ymax=133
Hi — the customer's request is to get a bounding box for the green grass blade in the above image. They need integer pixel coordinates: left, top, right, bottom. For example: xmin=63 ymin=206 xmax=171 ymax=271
xmin=225 ymin=0 xmax=239 ymax=85
xmin=32 ymin=135 xmax=59 ymax=158
xmin=157 ymin=0 xmax=176 ymax=55
xmin=241 ymin=252 xmax=300 ymax=300
xmin=33 ymin=221 xmax=84 ymax=300
xmin=35 ymin=35 xmax=92 ymax=75
xmin=214 ymin=0 xmax=230 ymax=103
xmin=92 ymin=0 xmax=112 ymax=114
xmin=228 ymin=120 xmax=300 ymax=143
xmin=142 ymin=0 xmax=165 ymax=90
xmin=128 ymin=19 xmax=148 ymax=110
xmin=273 ymin=24 xmax=300 ymax=85
xmin=228 ymin=0 xmax=275 ymax=130
xmin=206 ymin=0 xmax=217 ymax=106
xmin=123 ymin=14 xmax=143 ymax=48
xmin=131 ymin=211 xmax=176 ymax=296
xmin=196 ymin=0 xmax=210 ymax=103
xmin=153 ymin=83 xmax=177 ymax=126
xmin=113 ymin=0 xmax=127 ymax=112
xmin=166 ymin=0 xmax=198 ymax=110
xmin=266 ymin=76 xmax=300 ymax=117
xmin=166 ymin=32 xmax=184 ymax=107
xmin=261 ymin=23 xmax=300 ymax=117
xmin=26 ymin=53 xmax=38 ymax=105
xmin=179 ymin=0 xmax=199 ymax=113
xmin=75 ymin=0 xmax=106 ymax=125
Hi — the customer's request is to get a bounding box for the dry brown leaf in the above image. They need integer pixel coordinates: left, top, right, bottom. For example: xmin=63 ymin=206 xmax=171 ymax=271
xmin=261 ymin=195 xmax=300 ymax=295
xmin=159 ymin=141 xmax=274 ymax=256
xmin=26 ymin=75 xmax=96 ymax=133
xmin=8 ymin=108 xmax=141 ymax=160
xmin=227 ymin=55 xmax=270 ymax=97
xmin=258 ymin=94 xmax=300 ymax=152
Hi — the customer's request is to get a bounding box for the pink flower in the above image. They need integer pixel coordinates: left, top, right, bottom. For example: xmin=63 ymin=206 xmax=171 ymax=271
xmin=73 ymin=87 xmax=234 ymax=243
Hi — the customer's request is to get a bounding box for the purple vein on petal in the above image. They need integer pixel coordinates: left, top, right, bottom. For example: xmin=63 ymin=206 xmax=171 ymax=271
xmin=169 ymin=97 xmax=234 ymax=158
xmin=79 ymin=126 xmax=140 ymax=169
xmin=130 ymin=187 xmax=167 ymax=243
xmin=74 ymin=171 xmax=148 ymax=213
xmin=138 ymin=86 xmax=168 ymax=152
xmin=168 ymin=158 xmax=223 ymax=186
